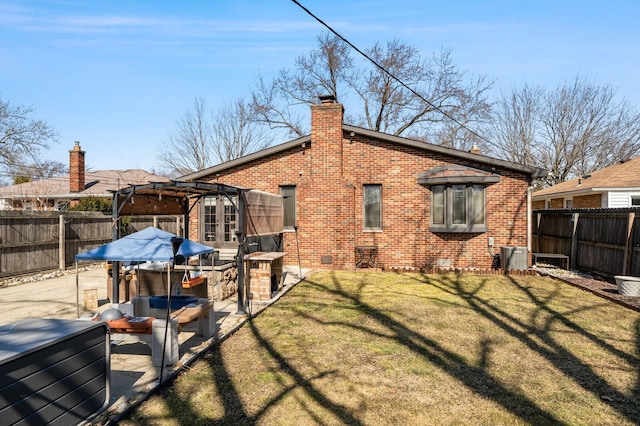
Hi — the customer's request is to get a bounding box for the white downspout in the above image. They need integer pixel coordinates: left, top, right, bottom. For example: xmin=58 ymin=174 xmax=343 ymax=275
xmin=527 ymin=186 xmax=533 ymax=253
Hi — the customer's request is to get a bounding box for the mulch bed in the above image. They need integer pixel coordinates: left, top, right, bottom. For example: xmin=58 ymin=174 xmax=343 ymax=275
xmin=539 ymin=271 xmax=640 ymax=312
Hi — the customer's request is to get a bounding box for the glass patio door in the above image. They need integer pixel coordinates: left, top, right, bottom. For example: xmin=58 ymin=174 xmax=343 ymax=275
xmin=202 ymin=195 xmax=238 ymax=249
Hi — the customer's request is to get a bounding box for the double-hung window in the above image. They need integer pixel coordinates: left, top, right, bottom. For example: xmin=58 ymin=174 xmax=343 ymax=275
xmin=363 ymin=184 xmax=382 ymax=230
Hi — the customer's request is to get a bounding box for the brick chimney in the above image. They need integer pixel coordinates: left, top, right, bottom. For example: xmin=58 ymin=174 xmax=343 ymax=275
xmin=306 ymin=94 xmax=354 ymax=268
xmin=69 ymin=141 xmax=85 ymax=193
xmin=311 ymin=95 xmax=344 ymax=180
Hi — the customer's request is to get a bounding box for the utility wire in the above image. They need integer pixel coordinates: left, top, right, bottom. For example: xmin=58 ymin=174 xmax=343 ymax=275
xmin=290 ymin=0 xmax=491 ymax=145
xmin=293 ymin=0 xmax=508 ymax=268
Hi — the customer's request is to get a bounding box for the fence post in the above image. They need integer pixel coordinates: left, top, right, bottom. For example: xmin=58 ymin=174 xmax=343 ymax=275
xmin=623 ymin=211 xmax=635 ymax=275
xmin=59 ymin=214 xmax=66 ymax=271
xmin=536 ymin=212 xmax=541 ymax=253
xmin=570 ymin=212 xmax=579 ymax=270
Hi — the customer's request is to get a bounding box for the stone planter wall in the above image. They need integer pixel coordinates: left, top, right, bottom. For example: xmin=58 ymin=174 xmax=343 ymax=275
xmin=208 ymin=262 xmax=238 ymax=301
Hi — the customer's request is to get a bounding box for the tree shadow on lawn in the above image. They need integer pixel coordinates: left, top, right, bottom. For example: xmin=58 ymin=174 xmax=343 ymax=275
xmin=396 ymin=272 xmax=640 ymax=424
xmin=296 ymin=273 xmax=567 ymax=424
xmin=133 ymin=272 xmax=639 ymax=425
xmin=279 ymin=272 xmax=640 ymax=424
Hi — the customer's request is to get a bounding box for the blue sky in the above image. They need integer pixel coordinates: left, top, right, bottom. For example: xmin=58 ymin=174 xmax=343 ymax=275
xmin=2 ymin=0 xmax=639 ymax=173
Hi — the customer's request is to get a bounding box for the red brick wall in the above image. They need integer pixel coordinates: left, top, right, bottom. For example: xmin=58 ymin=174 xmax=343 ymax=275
xmin=532 ymin=200 xmax=545 ymax=210
xmin=192 ymin=102 xmax=533 ymax=271
xmin=549 ymin=198 xmax=564 ymax=209
xmin=573 ymin=194 xmax=602 ymax=208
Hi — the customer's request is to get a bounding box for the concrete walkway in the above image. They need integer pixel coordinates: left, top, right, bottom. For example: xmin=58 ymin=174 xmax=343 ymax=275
xmin=0 ymin=265 xmax=309 ymax=423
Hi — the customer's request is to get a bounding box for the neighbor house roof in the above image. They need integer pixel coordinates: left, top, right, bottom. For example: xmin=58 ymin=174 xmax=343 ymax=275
xmin=0 ymin=169 xmax=170 ymax=200
xmin=180 ymin=124 xmax=548 ymax=181
xmin=533 ymin=156 xmax=640 ymax=199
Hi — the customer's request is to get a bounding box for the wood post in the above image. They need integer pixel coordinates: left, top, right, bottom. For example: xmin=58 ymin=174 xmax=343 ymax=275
xmin=536 ymin=212 xmax=541 ymax=253
xmin=570 ymin=213 xmax=579 ymax=270
xmin=59 ymin=215 xmax=65 ymax=270
xmin=622 ymin=212 xmax=635 ymax=275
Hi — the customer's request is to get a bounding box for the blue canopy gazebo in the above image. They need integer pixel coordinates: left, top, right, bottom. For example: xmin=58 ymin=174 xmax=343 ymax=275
xmin=75 ymin=227 xmax=213 ymax=263
xmin=74 ymin=227 xmax=214 ymax=318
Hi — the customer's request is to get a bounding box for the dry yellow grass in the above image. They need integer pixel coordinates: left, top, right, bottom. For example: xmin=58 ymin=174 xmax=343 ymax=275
xmin=122 ymin=271 xmax=640 ymax=425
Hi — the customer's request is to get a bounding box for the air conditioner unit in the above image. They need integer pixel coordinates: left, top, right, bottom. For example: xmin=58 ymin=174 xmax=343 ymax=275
xmin=500 ymin=246 xmax=528 ymax=271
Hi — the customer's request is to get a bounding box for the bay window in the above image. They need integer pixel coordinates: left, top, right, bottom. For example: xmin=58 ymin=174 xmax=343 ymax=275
xmin=430 ymin=184 xmax=487 ymax=232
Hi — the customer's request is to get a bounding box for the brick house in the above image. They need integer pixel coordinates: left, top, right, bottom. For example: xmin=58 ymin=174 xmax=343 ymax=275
xmin=0 ymin=142 xmax=169 ymax=211
xmin=182 ymin=97 xmax=547 ymax=271
xmin=532 ymin=156 xmax=640 ymax=209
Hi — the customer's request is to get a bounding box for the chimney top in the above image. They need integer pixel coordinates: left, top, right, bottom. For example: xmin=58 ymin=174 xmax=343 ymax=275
xmin=71 ymin=141 xmax=84 ymax=152
xmin=318 ymin=94 xmax=337 ymax=104
xmin=469 ymin=144 xmax=481 ymax=155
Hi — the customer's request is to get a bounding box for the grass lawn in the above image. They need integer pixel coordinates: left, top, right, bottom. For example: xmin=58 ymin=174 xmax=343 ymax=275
xmin=122 ymin=271 xmax=640 ymax=425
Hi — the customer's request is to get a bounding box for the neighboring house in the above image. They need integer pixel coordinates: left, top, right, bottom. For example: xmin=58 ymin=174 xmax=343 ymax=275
xmin=181 ymin=96 xmax=547 ymax=271
xmin=532 ymin=156 xmax=640 ymax=210
xmin=0 ymin=142 xmax=170 ymax=211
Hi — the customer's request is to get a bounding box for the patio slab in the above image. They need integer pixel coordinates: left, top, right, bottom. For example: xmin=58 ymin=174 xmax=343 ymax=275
xmin=0 ymin=264 xmax=308 ymax=424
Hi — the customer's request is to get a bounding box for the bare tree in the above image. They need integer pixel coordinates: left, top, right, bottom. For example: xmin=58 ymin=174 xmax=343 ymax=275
xmin=11 ymin=160 xmax=67 ymax=183
xmin=0 ymin=94 xmax=58 ymax=183
xmin=487 ymin=84 xmax=543 ymax=167
xmin=489 ymin=77 xmax=640 ymax=186
xmin=354 ymin=44 xmax=492 ymax=145
xmin=159 ymin=97 xmax=215 ymax=177
xmin=160 ymin=97 xmax=271 ymax=177
xmin=251 ymin=33 xmax=354 ymax=138
xmin=249 ymin=34 xmax=493 ymax=149
xmin=212 ymin=99 xmax=271 ymax=162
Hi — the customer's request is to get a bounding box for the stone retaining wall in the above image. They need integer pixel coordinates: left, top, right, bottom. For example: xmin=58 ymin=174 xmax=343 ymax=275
xmin=208 ymin=262 xmax=238 ymax=301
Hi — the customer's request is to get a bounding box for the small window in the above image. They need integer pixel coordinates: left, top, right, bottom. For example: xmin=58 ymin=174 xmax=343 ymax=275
xmin=203 ymin=196 xmax=217 ymax=242
xmin=432 ymin=185 xmax=445 ymax=225
xmin=363 ymin=184 xmax=382 ymax=230
xmin=430 ymin=184 xmax=486 ymax=233
xmin=280 ymin=186 xmax=296 ymax=229
xmin=471 ymin=185 xmax=485 ymax=225
xmin=631 ymin=196 xmax=640 ymax=206
xmin=565 ymin=199 xmax=573 ymax=209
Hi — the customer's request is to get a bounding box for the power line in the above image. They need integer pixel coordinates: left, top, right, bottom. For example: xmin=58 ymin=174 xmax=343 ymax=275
xmin=290 ymin=0 xmax=491 ymax=145
xmin=292 ymin=0 xmax=506 ymax=267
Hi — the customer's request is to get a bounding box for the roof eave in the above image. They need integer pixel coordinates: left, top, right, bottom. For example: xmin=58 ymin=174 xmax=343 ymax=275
xmin=178 ymin=125 xmax=548 ymax=180
xmin=533 ymin=186 xmax=640 ymax=200
xmin=179 ymin=135 xmax=311 ymax=181
xmin=0 ymin=192 xmax=114 ymax=200
xmin=342 ymin=125 xmax=548 ymax=178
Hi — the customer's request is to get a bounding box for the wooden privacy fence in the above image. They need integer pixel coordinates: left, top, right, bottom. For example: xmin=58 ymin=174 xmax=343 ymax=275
xmin=0 ymin=211 xmax=182 ymax=278
xmin=532 ymin=208 xmax=640 ymax=278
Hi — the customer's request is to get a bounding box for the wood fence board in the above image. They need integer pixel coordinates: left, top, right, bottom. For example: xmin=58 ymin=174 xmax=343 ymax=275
xmin=0 ymin=212 xmax=182 ymax=278
xmin=534 ymin=208 xmax=639 ymax=278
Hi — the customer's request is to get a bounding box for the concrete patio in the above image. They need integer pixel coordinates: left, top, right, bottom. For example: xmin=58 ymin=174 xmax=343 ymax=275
xmin=0 ymin=264 xmax=308 ymax=424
